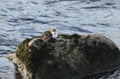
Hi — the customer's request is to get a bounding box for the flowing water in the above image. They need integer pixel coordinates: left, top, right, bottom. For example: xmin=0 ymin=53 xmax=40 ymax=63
xmin=0 ymin=0 xmax=120 ymax=79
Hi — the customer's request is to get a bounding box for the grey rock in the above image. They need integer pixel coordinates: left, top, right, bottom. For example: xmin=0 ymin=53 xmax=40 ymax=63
xmin=8 ymin=34 xmax=120 ymax=79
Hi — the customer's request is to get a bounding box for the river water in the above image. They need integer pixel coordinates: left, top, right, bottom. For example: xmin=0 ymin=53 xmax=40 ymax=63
xmin=0 ymin=0 xmax=120 ymax=79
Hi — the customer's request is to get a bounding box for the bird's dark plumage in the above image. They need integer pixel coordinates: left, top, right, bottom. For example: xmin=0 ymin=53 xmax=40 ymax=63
xmin=40 ymin=30 xmax=55 ymax=42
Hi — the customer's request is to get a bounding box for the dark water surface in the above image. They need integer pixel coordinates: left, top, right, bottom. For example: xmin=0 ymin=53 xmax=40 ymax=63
xmin=0 ymin=0 xmax=120 ymax=79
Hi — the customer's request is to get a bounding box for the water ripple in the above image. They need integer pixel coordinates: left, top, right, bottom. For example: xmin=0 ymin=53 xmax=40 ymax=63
xmin=32 ymin=20 xmax=49 ymax=24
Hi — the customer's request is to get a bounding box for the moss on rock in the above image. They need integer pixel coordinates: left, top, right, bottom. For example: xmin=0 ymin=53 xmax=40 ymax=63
xmin=16 ymin=38 xmax=32 ymax=71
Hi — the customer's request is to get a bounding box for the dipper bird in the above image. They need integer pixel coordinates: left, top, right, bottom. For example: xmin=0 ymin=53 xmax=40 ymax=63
xmin=41 ymin=28 xmax=58 ymax=42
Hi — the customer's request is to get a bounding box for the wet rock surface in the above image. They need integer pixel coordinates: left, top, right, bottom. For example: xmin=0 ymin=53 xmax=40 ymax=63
xmin=8 ymin=34 xmax=120 ymax=79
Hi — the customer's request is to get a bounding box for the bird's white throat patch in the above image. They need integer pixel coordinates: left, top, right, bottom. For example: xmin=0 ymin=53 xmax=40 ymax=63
xmin=51 ymin=31 xmax=58 ymax=38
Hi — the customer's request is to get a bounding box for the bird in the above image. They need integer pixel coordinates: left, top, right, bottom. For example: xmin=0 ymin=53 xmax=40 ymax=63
xmin=40 ymin=28 xmax=58 ymax=42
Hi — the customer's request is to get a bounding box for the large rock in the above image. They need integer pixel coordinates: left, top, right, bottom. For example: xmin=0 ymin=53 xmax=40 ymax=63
xmin=8 ymin=34 xmax=120 ymax=79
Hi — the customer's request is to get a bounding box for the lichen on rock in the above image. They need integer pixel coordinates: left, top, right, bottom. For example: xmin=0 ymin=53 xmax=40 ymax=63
xmin=8 ymin=33 xmax=120 ymax=79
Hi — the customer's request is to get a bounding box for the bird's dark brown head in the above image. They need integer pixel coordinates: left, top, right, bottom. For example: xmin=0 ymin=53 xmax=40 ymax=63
xmin=50 ymin=28 xmax=56 ymax=33
xmin=50 ymin=28 xmax=58 ymax=38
